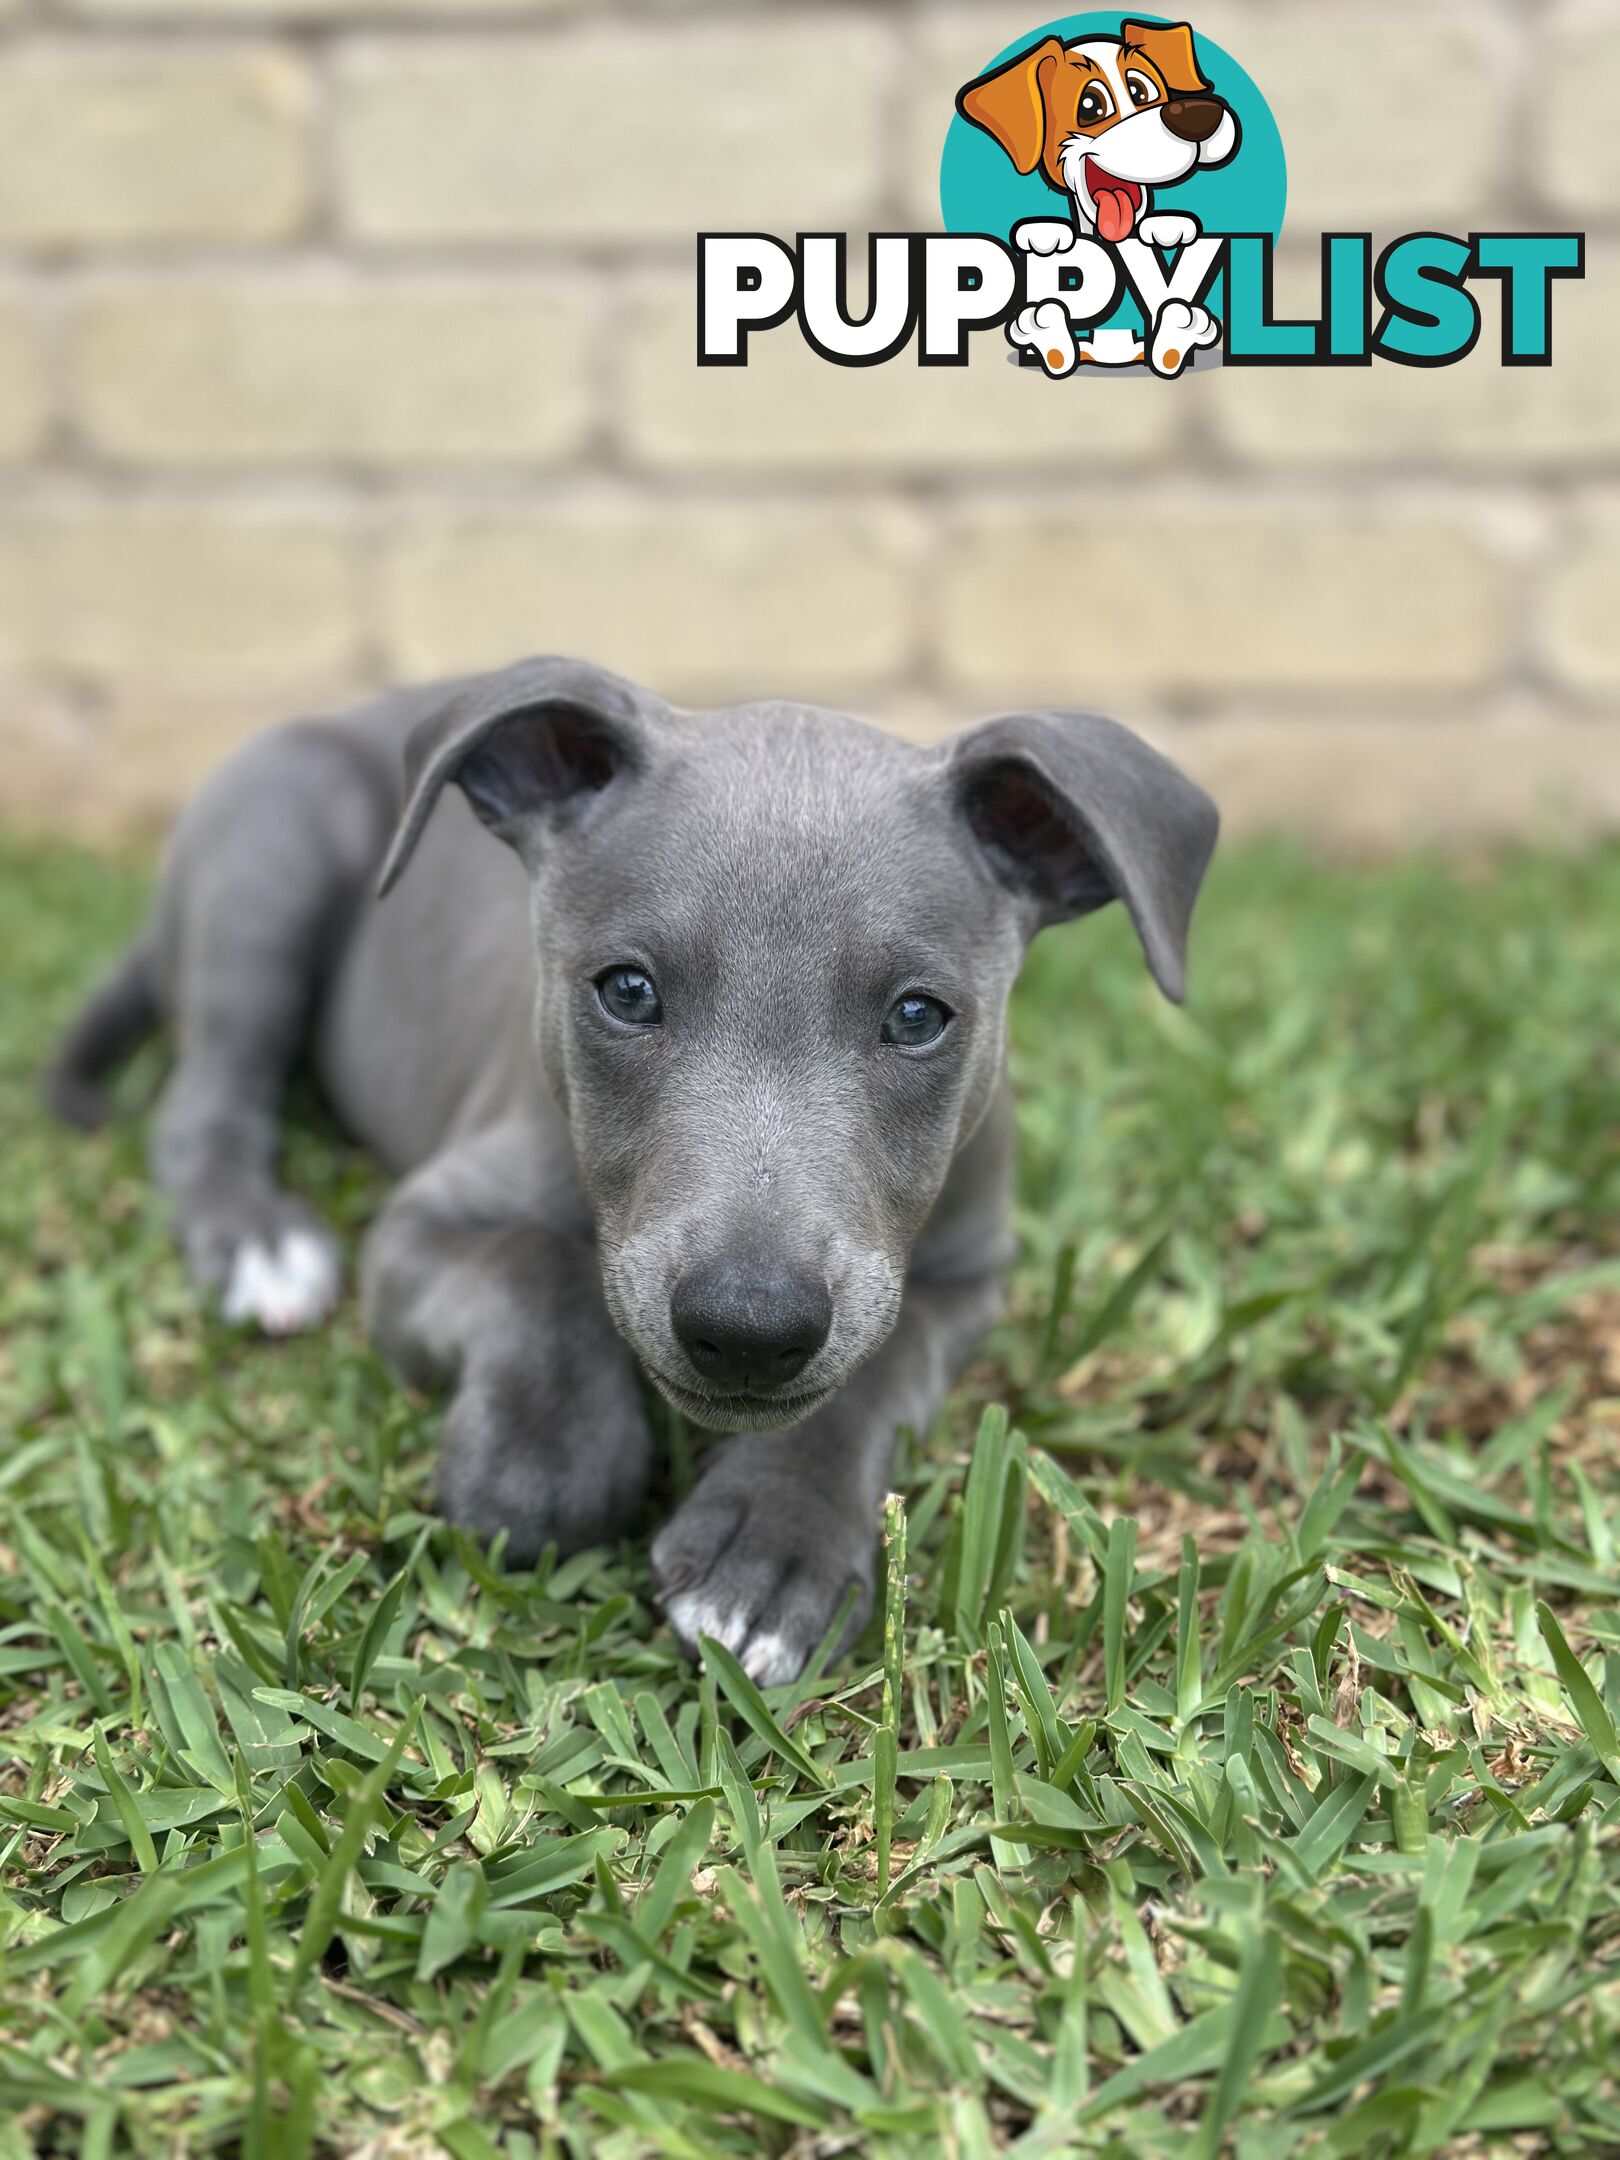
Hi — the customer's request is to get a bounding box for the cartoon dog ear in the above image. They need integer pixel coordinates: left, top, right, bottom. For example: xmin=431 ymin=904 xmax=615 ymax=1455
xmin=949 ymin=710 xmax=1219 ymax=1003
xmin=377 ymin=655 xmax=656 ymax=895
xmin=956 ymin=35 xmax=1067 ymax=177
xmin=1120 ymin=18 xmax=1209 ymax=95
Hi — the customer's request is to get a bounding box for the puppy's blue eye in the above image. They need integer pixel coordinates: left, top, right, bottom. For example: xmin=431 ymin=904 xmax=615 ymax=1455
xmin=882 ymin=994 xmax=951 ymax=1048
xmin=597 ymin=967 xmax=662 ymax=1026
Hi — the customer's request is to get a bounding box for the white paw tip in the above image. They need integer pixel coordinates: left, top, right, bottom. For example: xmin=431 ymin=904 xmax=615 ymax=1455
xmin=661 ymin=1586 xmax=807 ymax=1687
xmin=665 ymin=1591 xmax=739 ymax=1655
xmin=222 ymin=1230 xmax=340 ymax=1335
xmin=740 ymin=1631 xmax=799 ymax=1688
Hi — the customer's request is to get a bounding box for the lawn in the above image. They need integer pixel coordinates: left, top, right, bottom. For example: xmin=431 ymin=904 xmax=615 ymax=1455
xmin=2 ymin=832 xmax=1619 ymax=2158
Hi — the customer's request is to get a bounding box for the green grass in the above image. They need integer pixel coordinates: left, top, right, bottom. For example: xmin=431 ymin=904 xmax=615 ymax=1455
xmin=2 ymin=832 xmax=1619 ymax=2157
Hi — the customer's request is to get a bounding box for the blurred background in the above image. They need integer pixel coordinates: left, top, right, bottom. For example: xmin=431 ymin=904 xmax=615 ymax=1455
xmin=0 ymin=0 xmax=1615 ymax=849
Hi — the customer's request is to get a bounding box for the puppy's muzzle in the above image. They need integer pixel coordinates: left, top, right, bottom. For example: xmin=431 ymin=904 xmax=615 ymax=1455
xmin=670 ymin=1255 xmax=832 ymax=1395
xmin=1161 ymin=95 xmax=1226 ymax=144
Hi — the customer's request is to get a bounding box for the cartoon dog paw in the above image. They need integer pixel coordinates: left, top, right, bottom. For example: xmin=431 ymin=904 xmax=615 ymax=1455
xmin=1009 ymin=299 xmax=1078 ymax=377
xmin=1010 ymin=217 xmax=1078 ymax=258
xmin=1138 ymin=211 xmax=1202 ymax=251
xmin=1149 ymin=297 xmax=1220 ymax=378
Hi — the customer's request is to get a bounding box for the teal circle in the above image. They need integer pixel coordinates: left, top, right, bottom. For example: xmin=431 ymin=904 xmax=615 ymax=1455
xmin=939 ymin=13 xmax=1287 ymax=336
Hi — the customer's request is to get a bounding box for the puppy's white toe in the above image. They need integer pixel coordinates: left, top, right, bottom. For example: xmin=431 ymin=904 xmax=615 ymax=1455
xmin=665 ymin=1592 xmax=803 ymax=1687
xmin=664 ymin=1590 xmax=746 ymax=1664
xmin=739 ymin=1630 xmax=798 ymax=1688
xmin=664 ymin=1592 xmax=802 ymax=1687
xmin=222 ymin=1230 xmax=341 ymax=1335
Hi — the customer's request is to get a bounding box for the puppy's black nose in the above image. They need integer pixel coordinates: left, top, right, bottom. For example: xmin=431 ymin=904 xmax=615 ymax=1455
xmin=1162 ymin=95 xmax=1225 ymax=143
xmin=671 ymin=1259 xmax=832 ymax=1393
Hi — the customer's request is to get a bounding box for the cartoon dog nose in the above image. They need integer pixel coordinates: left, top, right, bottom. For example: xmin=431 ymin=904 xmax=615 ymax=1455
xmin=671 ymin=1259 xmax=832 ymax=1392
xmin=1162 ymin=96 xmax=1225 ymax=143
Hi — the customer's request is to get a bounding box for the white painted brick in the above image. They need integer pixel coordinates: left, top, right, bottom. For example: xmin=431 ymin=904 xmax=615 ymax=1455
xmin=74 ymin=0 xmax=581 ymax=20
xmin=377 ymin=496 xmax=922 ymax=703
xmin=0 ymin=522 xmax=37 ymax=679
xmin=1165 ymin=711 xmax=1620 ymax=849
xmin=936 ymin=498 xmax=1512 ymax=701
xmin=3 ymin=504 xmax=365 ymax=695
xmin=336 ymin=21 xmax=894 ymax=243
xmin=72 ymin=276 xmax=595 ymax=468
xmin=0 ymin=296 xmax=48 ymax=460
xmin=0 ymin=693 xmax=99 ymax=833
xmin=0 ymin=44 xmax=312 ymax=247
xmin=1544 ymin=503 xmax=1620 ymax=695
xmin=1537 ymin=2 xmax=1620 ymax=216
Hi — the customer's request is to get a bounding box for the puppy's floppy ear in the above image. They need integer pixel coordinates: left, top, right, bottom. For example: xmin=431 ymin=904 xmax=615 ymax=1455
xmin=1120 ymin=19 xmax=1209 ymax=95
xmin=377 ymin=655 xmax=655 ymax=896
xmin=956 ymin=36 xmax=1066 ymax=177
xmin=949 ymin=710 xmax=1219 ymax=1003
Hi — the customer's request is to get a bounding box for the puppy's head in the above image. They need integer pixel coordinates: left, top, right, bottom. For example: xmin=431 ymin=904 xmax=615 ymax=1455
xmin=381 ymin=659 xmax=1218 ymax=1434
xmin=957 ymin=19 xmax=1239 ymax=240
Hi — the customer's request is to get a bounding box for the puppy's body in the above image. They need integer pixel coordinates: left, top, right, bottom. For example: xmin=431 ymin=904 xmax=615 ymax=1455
xmin=50 ymin=661 xmax=1217 ymax=1684
xmin=315 ymin=712 xmax=540 ymax=1174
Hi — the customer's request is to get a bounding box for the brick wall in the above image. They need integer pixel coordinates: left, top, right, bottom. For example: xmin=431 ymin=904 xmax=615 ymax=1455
xmin=1 ymin=0 xmax=1617 ymax=847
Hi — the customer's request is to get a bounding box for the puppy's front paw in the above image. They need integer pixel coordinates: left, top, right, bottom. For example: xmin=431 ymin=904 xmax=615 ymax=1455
xmin=1138 ymin=210 xmax=1201 ymax=250
xmin=222 ymin=1228 xmax=341 ymax=1336
xmin=436 ymin=1364 xmax=652 ymax=1566
xmin=651 ymin=1446 xmax=875 ymax=1686
xmin=182 ymin=1193 xmax=342 ymax=1336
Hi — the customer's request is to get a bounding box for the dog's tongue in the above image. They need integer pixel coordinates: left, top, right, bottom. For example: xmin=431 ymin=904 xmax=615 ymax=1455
xmin=1094 ymin=186 xmax=1136 ymax=243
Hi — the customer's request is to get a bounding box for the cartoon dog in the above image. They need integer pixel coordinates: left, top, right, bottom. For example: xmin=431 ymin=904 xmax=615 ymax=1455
xmin=957 ymin=18 xmax=1239 ymax=377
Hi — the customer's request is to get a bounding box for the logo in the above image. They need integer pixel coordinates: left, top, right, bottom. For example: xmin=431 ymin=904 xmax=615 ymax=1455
xmin=948 ymin=15 xmax=1272 ymax=377
xmin=697 ymin=13 xmax=1584 ymax=379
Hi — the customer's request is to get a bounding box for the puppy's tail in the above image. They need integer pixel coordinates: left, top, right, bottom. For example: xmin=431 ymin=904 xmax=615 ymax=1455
xmin=43 ymin=938 xmax=161 ymax=1132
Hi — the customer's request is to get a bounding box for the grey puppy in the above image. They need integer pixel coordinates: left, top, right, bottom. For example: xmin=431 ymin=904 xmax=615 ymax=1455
xmin=47 ymin=656 xmax=1218 ymax=1685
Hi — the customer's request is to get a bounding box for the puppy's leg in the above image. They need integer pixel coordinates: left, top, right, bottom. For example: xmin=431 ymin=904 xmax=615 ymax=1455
xmin=651 ymin=1270 xmax=1005 ymax=1684
xmin=152 ymin=727 xmax=387 ymax=1333
xmin=363 ymin=1128 xmax=654 ymax=1561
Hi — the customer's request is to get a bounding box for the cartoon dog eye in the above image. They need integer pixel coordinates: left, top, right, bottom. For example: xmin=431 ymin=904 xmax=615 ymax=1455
xmin=1124 ymin=69 xmax=1161 ymax=109
xmin=1076 ymin=81 xmax=1116 ymax=126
